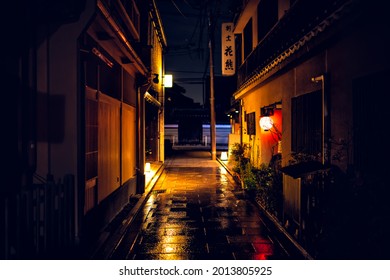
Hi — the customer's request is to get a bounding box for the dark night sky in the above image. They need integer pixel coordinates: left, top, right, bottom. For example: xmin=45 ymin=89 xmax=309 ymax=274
xmin=155 ymin=0 xmax=238 ymax=105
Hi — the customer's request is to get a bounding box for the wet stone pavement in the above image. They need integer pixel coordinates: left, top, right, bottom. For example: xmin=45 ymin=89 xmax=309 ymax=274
xmin=108 ymin=151 xmax=291 ymax=260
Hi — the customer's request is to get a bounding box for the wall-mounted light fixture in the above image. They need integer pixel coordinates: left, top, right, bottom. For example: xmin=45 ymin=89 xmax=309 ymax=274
xmin=259 ymin=101 xmax=282 ymax=134
xmin=259 ymin=116 xmax=274 ymax=131
xmin=226 ymin=104 xmax=240 ymax=119
xmin=163 ymin=74 xmax=173 ymax=88
xmin=259 ymin=102 xmax=282 ymax=131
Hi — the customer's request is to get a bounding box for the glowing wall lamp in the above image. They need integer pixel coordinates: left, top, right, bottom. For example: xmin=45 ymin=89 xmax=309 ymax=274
xmin=259 ymin=116 xmax=274 ymax=131
xmin=259 ymin=101 xmax=282 ymax=132
xmin=163 ymin=74 xmax=173 ymax=88
xmin=260 ymin=105 xmax=275 ymax=131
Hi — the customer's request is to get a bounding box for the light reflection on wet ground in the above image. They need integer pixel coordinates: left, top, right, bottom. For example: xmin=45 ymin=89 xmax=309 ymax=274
xmin=110 ymin=151 xmax=291 ymax=260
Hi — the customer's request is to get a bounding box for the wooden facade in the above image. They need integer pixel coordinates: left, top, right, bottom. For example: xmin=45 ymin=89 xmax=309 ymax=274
xmin=3 ymin=0 xmax=166 ymax=258
xmin=231 ymin=0 xmax=390 ymax=258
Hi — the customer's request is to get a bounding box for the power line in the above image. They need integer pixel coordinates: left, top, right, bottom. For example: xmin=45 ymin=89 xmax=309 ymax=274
xmin=170 ymin=0 xmax=187 ymax=18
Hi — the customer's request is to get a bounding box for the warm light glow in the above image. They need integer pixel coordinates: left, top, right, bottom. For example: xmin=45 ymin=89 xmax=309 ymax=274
xmin=260 ymin=116 xmax=274 ymax=131
xmin=220 ymin=151 xmax=228 ymax=161
xmin=164 ymin=245 xmax=174 ymax=253
xmin=163 ymin=74 xmax=173 ymax=87
xmin=145 ymin=162 xmax=151 ymax=172
xmin=277 ymin=140 xmax=282 ymax=153
xmin=219 ymin=166 xmax=227 ymax=175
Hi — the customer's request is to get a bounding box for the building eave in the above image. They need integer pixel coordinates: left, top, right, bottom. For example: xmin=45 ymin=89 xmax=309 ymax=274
xmin=149 ymin=0 xmax=168 ymax=49
xmin=233 ymin=0 xmax=260 ymax=34
xmin=233 ymin=0 xmax=356 ymax=100
xmin=97 ymin=0 xmax=148 ymax=75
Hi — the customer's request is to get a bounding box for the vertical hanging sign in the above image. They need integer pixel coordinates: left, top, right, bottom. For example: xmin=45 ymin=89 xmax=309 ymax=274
xmin=221 ymin=22 xmax=235 ymax=76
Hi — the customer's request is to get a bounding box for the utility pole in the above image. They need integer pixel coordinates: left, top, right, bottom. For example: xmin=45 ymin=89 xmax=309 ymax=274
xmin=208 ymin=8 xmax=216 ymax=160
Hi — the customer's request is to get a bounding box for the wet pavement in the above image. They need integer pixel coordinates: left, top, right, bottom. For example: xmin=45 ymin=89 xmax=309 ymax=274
xmin=102 ymin=150 xmax=302 ymax=260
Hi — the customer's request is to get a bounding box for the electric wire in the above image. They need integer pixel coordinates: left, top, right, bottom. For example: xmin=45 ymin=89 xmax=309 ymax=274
xmin=33 ymin=173 xmax=47 ymax=183
xmin=170 ymin=0 xmax=187 ymax=18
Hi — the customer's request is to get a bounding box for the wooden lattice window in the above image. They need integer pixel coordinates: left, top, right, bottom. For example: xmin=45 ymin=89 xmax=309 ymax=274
xmin=291 ymin=90 xmax=321 ymax=156
xmin=246 ymin=112 xmax=256 ymax=135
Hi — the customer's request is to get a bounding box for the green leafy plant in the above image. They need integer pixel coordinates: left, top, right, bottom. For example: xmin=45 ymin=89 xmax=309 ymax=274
xmin=242 ymin=162 xmax=257 ymax=191
xmin=230 ymin=143 xmax=283 ymax=216
xmin=230 ymin=142 xmax=250 ymax=175
xmin=254 ymin=164 xmax=283 ymax=215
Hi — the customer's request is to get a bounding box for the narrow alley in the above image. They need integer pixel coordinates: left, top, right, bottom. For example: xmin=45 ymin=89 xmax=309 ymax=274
xmin=92 ymin=150 xmax=306 ymax=260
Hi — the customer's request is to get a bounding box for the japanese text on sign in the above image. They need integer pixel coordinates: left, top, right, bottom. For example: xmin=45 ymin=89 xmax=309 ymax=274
xmin=221 ymin=22 xmax=235 ymax=76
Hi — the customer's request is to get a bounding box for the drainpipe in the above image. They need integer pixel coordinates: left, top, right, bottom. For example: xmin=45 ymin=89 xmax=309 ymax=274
xmin=159 ymin=56 xmax=166 ymax=162
xmin=240 ymin=99 xmax=244 ymax=145
xmin=311 ymin=74 xmax=329 ymax=165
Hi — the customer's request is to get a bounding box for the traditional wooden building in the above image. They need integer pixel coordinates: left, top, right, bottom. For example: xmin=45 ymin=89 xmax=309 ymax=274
xmin=2 ymin=0 xmax=166 ymax=258
xmin=230 ymin=0 xmax=390 ymax=258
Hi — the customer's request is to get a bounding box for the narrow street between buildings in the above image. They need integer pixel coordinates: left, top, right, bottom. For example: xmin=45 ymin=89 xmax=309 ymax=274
xmin=95 ymin=150 xmax=307 ymax=260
